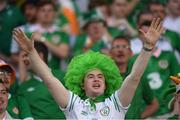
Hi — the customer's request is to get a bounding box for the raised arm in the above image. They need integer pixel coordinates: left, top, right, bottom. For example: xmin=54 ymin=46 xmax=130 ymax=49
xmin=13 ymin=29 xmax=69 ymax=108
xmin=118 ymin=18 xmax=164 ymax=107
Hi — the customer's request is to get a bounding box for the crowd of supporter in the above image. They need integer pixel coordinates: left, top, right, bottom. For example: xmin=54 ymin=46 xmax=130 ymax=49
xmin=0 ymin=0 xmax=180 ymax=119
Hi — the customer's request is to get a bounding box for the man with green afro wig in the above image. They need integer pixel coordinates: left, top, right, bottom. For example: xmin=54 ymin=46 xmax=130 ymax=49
xmin=13 ymin=18 xmax=164 ymax=119
xmin=64 ymin=51 xmax=123 ymax=99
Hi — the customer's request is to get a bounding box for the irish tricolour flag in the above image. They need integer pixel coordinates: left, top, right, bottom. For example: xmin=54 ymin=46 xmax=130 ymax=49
xmin=58 ymin=0 xmax=80 ymax=35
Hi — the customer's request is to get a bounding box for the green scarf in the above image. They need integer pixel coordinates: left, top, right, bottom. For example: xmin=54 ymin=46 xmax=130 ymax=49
xmin=83 ymin=94 xmax=106 ymax=112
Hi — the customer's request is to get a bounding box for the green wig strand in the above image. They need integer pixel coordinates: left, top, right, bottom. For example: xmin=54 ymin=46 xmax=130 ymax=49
xmin=64 ymin=51 xmax=123 ymax=99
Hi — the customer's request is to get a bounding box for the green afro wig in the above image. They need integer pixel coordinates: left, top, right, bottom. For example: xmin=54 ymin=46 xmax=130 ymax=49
xmin=64 ymin=51 xmax=123 ymax=99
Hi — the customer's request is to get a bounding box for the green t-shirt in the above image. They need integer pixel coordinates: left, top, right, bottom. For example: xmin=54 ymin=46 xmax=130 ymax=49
xmin=26 ymin=31 xmax=69 ymax=70
xmin=129 ymin=51 xmax=180 ymax=116
xmin=7 ymin=95 xmax=33 ymax=119
xmin=73 ymin=27 xmax=120 ymax=55
xmin=73 ymin=34 xmax=106 ymax=55
xmin=0 ymin=5 xmax=26 ymax=56
xmin=127 ymin=0 xmax=168 ymax=29
xmin=121 ymin=65 xmax=154 ymax=119
xmin=44 ymin=31 xmax=69 ymax=70
xmin=17 ymin=70 xmax=65 ymax=119
xmin=125 ymin=79 xmax=154 ymax=119
xmin=164 ymin=30 xmax=180 ymax=52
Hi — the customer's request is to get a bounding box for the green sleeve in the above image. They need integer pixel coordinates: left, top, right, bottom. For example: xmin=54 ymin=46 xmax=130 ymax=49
xmin=16 ymin=95 xmax=33 ymax=119
xmin=7 ymin=95 xmax=33 ymax=119
xmin=169 ymin=52 xmax=180 ymax=75
xmin=165 ymin=30 xmax=180 ymax=52
xmin=7 ymin=96 xmax=19 ymax=119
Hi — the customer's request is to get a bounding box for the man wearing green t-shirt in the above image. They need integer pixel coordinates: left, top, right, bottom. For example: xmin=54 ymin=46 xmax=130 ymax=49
xmin=73 ymin=16 xmax=120 ymax=55
xmin=12 ymin=1 xmax=70 ymax=71
xmin=107 ymin=0 xmax=138 ymax=38
xmin=148 ymin=1 xmax=180 ymax=63
xmin=110 ymin=36 xmax=159 ymax=119
xmin=129 ymin=48 xmax=180 ymax=118
xmin=0 ymin=59 xmax=33 ymax=119
xmin=10 ymin=0 xmax=38 ymax=66
xmin=0 ymin=0 xmax=25 ymax=61
xmin=17 ymin=42 xmax=65 ymax=119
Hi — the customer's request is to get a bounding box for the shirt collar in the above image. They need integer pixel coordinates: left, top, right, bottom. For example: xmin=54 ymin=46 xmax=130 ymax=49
xmin=35 ymin=24 xmax=58 ymax=33
xmin=153 ymin=48 xmax=162 ymax=58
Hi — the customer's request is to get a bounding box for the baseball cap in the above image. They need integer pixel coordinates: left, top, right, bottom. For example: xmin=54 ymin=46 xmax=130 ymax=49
xmin=0 ymin=59 xmax=16 ymax=85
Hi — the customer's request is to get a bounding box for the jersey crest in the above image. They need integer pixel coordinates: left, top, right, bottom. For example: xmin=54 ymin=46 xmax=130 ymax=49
xmin=52 ymin=35 xmax=61 ymax=44
xmin=158 ymin=59 xmax=169 ymax=69
xmin=100 ymin=106 xmax=110 ymax=116
xmin=12 ymin=107 xmax=19 ymax=115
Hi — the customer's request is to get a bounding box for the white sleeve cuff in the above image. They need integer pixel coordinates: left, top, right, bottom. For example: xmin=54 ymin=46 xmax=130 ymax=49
xmin=115 ymin=90 xmax=130 ymax=110
xmin=59 ymin=91 xmax=73 ymax=111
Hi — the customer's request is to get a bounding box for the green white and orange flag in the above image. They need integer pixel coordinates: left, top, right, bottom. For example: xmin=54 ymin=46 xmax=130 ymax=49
xmin=58 ymin=0 xmax=80 ymax=35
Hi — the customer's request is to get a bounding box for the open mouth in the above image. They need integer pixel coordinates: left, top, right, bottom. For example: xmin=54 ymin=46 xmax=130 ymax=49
xmin=117 ymin=53 xmax=125 ymax=58
xmin=92 ymin=83 xmax=101 ymax=89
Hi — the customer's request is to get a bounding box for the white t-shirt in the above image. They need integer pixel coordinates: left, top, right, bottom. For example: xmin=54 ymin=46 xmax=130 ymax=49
xmin=163 ymin=16 xmax=180 ymax=34
xmin=130 ymin=37 xmax=173 ymax=54
xmin=60 ymin=90 xmax=129 ymax=120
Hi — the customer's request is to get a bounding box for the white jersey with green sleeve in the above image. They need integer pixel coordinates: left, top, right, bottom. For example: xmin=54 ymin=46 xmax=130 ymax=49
xmin=60 ymin=90 xmax=129 ymax=119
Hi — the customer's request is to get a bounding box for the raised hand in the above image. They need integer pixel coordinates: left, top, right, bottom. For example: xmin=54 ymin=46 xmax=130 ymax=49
xmin=139 ymin=18 xmax=165 ymax=49
xmin=13 ymin=28 xmax=34 ymax=54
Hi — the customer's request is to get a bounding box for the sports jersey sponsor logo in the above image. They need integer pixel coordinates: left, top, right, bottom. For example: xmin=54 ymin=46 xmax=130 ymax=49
xmin=158 ymin=60 xmax=169 ymax=69
xmin=27 ymin=87 xmax=35 ymax=92
xmin=100 ymin=106 xmax=110 ymax=116
xmin=12 ymin=107 xmax=19 ymax=115
xmin=52 ymin=35 xmax=61 ymax=44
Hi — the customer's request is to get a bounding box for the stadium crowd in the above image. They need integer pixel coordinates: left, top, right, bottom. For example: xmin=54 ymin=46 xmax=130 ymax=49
xmin=0 ymin=0 xmax=180 ymax=119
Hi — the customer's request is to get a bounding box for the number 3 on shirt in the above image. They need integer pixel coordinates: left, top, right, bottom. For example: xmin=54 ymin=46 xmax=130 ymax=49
xmin=147 ymin=72 xmax=162 ymax=90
